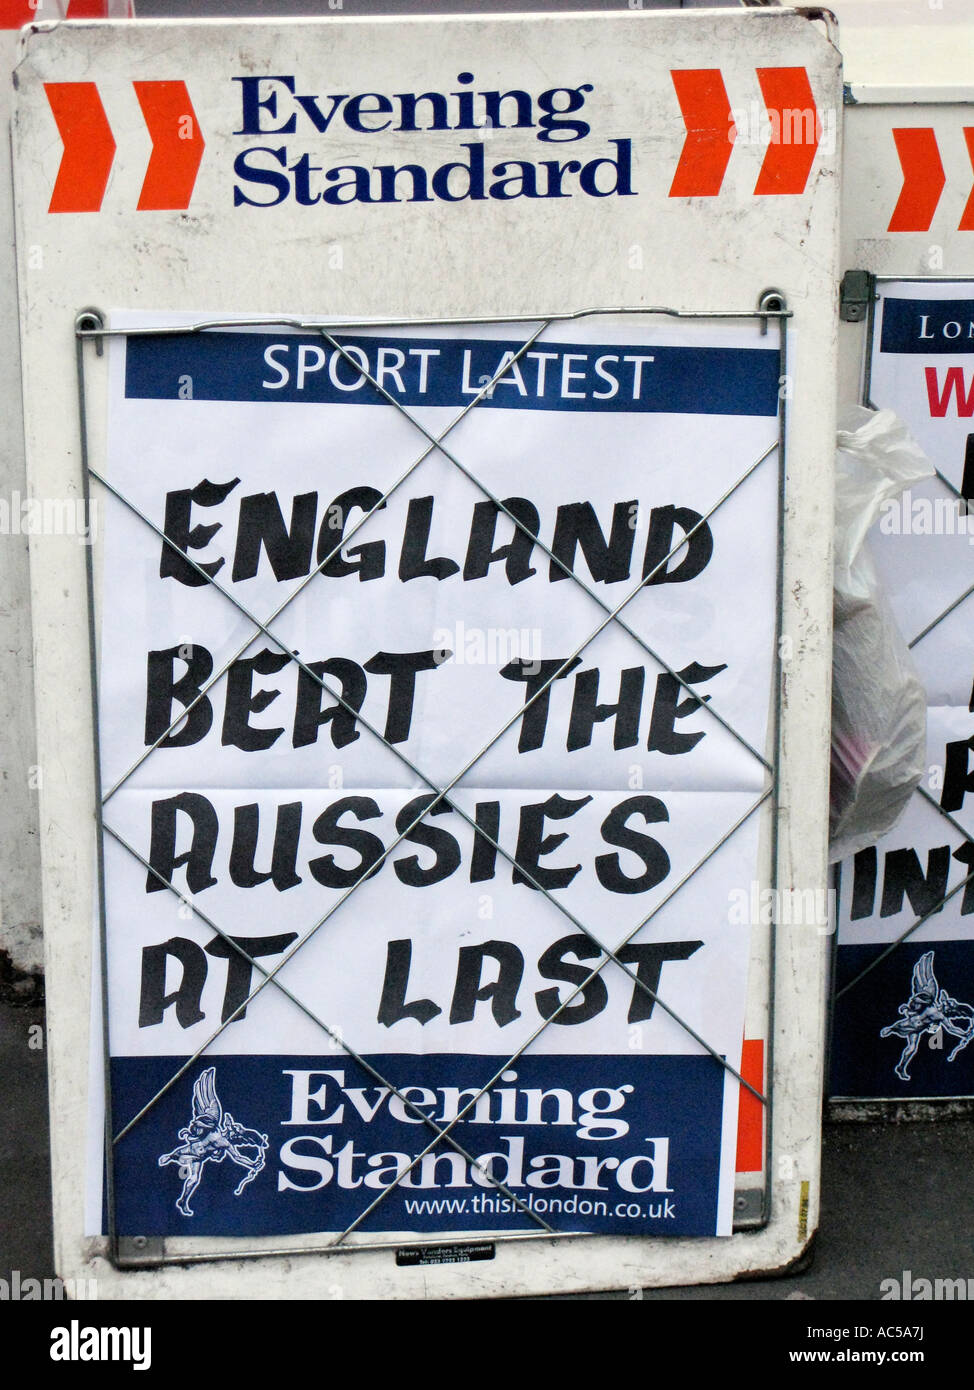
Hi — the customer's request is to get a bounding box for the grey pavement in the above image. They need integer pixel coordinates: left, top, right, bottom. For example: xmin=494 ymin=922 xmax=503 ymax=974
xmin=0 ymin=995 xmax=53 ymax=1284
xmin=641 ymin=1116 xmax=974 ymax=1301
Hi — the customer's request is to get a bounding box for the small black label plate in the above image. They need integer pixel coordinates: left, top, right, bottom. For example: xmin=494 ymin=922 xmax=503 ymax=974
xmin=396 ymin=1241 xmax=496 ymax=1268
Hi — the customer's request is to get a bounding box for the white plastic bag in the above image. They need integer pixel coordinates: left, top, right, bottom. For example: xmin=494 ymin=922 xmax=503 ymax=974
xmin=829 ymin=406 xmax=932 ymax=864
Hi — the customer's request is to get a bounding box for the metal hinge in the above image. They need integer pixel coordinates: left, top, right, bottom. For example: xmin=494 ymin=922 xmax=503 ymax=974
xmin=839 ymin=269 xmax=875 ymax=323
xmin=733 ymin=1186 xmax=766 ymax=1228
xmin=114 ymin=1235 xmax=165 ymax=1268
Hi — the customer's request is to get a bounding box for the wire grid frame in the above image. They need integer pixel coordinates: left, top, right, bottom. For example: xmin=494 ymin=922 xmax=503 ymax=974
xmin=75 ymin=301 xmax=789 ymax=1264
xmin=832 ymin=275 xmax=974 ymax=1101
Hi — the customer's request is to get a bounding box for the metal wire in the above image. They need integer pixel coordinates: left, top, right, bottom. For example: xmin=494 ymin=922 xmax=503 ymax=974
xmin=104 ymin=317 xmax=774 ymax=799
xmin=107 ymin=825 xmax=555 ymax=1234
xmin=98 ymin=408 xmax=773 ymax=1121
xmin=78 ymin=306 xmax=784 ymax=1259
xmin=95 ymin=361 xmax=775 ymax=1107
xmin=837 ymin=280 xmax=974 ymax=1007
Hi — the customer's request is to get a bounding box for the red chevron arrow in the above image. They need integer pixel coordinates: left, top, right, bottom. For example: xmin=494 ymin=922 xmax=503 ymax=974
xmin=959 ymin=127 xmax=974 ymax=232
xmin=134 ymin=80 xmax=205 ymax=211
xmin=669 ymin=69 xmax=735 ymax=198
xmin=44 ymin=82 xmax=116 ymax=213
xmin=753 ymin=67 xmax=819 ymax=195
xmin=888 ymin=128 xmax=945 ymax=231
xmin=2 ymin=0 xmax=122 ymax=23
xmin=1 ymin=1 xmax=38 ymax=26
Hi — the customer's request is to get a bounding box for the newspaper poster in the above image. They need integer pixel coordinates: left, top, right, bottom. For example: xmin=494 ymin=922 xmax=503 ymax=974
xmin=88 ymin=312 xmax=781 ymax=1237
xmin=833 ymin=283 xmax=974 ymax=1098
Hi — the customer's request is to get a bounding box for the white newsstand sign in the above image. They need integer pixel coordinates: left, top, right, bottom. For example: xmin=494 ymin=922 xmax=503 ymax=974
xmin=833 ymin=282 xmax=974 ymax=1098
xmin=90 ymin=312 xmax=780 ymax=1241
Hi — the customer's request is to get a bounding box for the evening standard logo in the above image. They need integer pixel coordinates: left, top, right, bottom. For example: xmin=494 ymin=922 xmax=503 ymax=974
xmin=158 ymin=1067 xmax=268 ymax=1216
xmin=50 ymin=1322 xmax=151 ymax=1372
xmin=231 ymin=74 xmax=634 ymax=208
xmin=880 ymin=951 xmax=974 ymax=1082
xmin=277 ymin=1067 xmax=675 ymax=1210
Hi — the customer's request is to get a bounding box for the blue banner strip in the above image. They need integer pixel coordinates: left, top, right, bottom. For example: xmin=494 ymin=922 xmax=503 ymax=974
xmin=880 ymin=298 xmax=974 ymax=355
xmin=831 ymin=941 xmax=974 ymax=1098
xmin=110 ymin=1051 xmax=725 ymax=1238
xmin=124 ymin=332 xmax=780 ymax=416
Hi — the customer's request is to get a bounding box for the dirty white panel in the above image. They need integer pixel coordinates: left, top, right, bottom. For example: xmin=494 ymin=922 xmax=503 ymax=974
xmin=839 ymin=100 xmax=974 ymax=404
xmin=0 ymin=0 xmax=133 ymax=981
xmin=13 ymin=9 xmax=840 ymax=1297
xmin=833 ymin=6 xmax=974 ymax=1102
xmin=0 ymin=25 xmax=42 ymax=981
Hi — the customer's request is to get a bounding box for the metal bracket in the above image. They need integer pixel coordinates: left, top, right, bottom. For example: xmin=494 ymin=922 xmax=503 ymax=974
xmin=758 ymin=286 xmax=786 ymax=336
xmin=75 ymin=307 xmax=105 ymax=355
xmin=794 ymin=7 xmax=839 ymax=48
xmin=114 ymin=1236 xmax=165 ymax=1269
xmin=839 ymin=270 xmax=875 ymax=323
xmin=733 ymin=1187 xmax=766 ymax=1229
